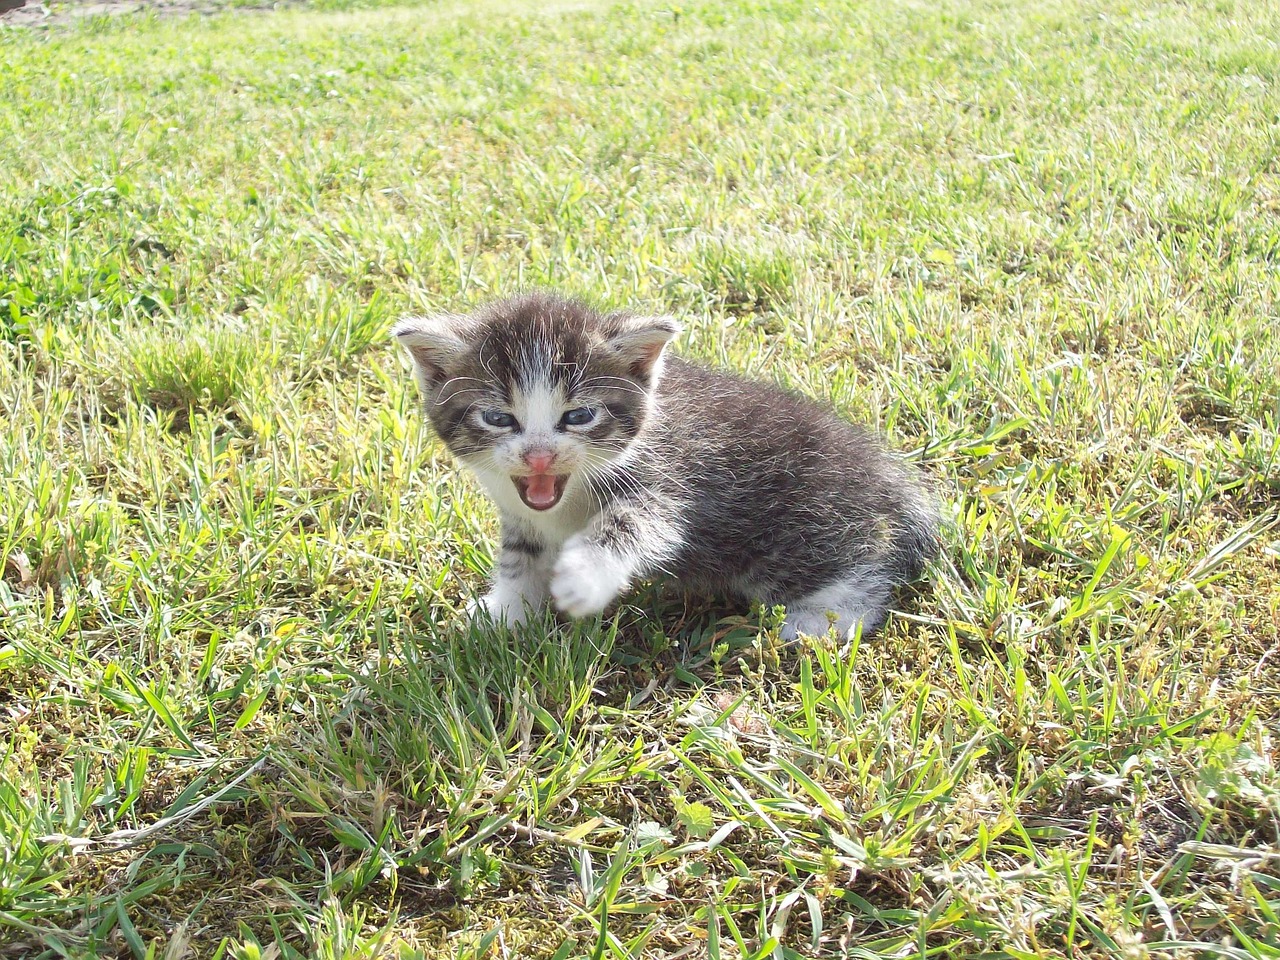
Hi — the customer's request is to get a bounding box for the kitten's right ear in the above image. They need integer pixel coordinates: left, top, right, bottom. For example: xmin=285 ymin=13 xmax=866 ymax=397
xmin=391 ymin=314 xmax=467 ymax=388
xmin=606 ymin=315 xmax=683 ymax=381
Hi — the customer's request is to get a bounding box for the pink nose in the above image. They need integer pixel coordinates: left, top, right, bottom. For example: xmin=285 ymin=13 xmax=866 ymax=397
xmin=522 ymin=450 xmax=557 ymax=474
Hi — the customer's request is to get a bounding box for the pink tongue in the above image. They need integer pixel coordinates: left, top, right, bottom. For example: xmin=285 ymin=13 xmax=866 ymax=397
xmin=525 ymin=474 xmax=558 ymax=507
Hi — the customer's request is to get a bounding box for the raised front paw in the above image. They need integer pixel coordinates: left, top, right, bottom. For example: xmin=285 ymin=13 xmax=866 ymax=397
xmin=550 ymin=542 xmax=629 ymax=618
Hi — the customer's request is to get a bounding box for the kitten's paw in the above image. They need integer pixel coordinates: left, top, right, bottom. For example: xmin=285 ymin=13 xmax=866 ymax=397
xmin=467 ymin=590 xmax=534 ymax=627
xmin=550 ymin=544 xmax=629 ymax=618
xmin=779 ymin=608 xmax=837 ymax=642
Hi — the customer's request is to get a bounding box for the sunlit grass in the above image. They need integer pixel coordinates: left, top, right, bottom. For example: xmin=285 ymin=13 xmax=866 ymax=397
xmin=1 ymin=0 xmax=1279 ymax=956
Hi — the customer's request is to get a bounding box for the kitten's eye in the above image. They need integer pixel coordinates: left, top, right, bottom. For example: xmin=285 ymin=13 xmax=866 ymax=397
xmin=482 ymin=410 xmax=518 ymax=429
xmin=561 ymin=407 xmax=597 ymax=427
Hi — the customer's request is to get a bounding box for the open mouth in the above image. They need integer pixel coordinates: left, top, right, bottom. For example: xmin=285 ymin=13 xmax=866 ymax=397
xmin=513 ymin=474 xmax=570 ymax=511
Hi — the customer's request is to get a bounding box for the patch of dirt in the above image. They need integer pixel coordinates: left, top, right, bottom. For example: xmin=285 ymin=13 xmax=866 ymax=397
xmin=1178 ymin=395 xmax=1241 ymax=437
xmin=1137 ymin=792 xmax=1198 ymax=863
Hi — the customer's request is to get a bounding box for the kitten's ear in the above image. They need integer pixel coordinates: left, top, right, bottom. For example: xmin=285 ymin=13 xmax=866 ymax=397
xmin=391 ymin=314 xmax=468 ymax=387
xmin=606 ymin=315 xmax=682 ymax=380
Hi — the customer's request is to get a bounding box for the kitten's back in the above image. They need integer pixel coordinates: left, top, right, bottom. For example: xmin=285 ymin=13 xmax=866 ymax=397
xmin=641 ymin=359 xmax=938 ymax=604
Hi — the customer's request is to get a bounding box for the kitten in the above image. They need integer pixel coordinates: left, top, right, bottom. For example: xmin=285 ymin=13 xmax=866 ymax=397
xmin=393 ymin=293 xmax=939 ymax=639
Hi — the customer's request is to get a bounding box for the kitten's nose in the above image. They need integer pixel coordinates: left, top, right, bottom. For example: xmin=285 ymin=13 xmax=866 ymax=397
xmin=522 ymin=449 xmax=557 ymax=474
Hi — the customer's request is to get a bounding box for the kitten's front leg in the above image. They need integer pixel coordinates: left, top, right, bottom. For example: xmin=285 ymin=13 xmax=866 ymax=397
xmin=550 ymin=501 xmax=680 ymax=618
xmin=473 ymin=523 xmax=550 ymax=626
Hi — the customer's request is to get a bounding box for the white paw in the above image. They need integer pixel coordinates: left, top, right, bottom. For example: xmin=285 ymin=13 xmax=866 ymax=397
xmin=467 ymin=589 xmax=535 ymax=627
xmin=779 ymin=608 xmax=837 ymax=641
xmin=550 ymin=543 xmax=629 ymax=618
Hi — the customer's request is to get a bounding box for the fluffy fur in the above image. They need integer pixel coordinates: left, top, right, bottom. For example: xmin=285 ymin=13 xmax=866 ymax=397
xmin=393 ymin=292 xmax=939 ymax=638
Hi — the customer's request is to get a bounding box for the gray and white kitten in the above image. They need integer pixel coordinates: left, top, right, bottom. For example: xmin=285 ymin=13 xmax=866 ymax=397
xmin=393 ymin=293 xmax=938 ymax=639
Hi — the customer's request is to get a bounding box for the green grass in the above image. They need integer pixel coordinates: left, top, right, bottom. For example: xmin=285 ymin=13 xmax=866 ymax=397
xmin=2 ymin=0 xmax=1279 ymax=955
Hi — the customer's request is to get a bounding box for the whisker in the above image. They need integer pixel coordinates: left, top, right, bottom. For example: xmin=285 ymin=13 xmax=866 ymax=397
xmin=576 ymin=376 xmax=648 ymax=397
xmin=435 ymin=387 xmax=490 ymax=406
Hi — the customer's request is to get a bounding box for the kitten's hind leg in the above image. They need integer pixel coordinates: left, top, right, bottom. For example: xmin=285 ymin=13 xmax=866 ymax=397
xmin=472 ymin=522 xmax=551 ymax=626
xmin=779 ymin=575 xmax=893 ymax=641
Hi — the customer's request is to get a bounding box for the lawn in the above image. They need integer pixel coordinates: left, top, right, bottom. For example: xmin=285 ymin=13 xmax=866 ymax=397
xmin=2 ymin=0 xmax=1279 ymax=955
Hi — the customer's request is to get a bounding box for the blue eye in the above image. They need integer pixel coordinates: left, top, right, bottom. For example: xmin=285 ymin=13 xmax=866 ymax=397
xmin=561 ymin=407 xmax=597 ymax=427
xmin=482 ymin=410 xmax=517 ymax=428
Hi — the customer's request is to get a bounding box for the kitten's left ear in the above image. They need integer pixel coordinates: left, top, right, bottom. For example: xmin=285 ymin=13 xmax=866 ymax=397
xmin=391 ymin=313 xmax=468 ymax=389
xmin=607 ymin=315 xmax=682 ymax=380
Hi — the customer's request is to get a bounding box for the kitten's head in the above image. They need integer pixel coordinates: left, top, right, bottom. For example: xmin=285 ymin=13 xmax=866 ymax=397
xmin=392 ymin=293 xmax=680 ymax=512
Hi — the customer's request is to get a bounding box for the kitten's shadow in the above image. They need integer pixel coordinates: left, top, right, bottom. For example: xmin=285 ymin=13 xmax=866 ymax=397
xmin=609 ymin=576 xmax=938 ymax=695
xmin=441 ymin=574 xmax=935 ymax=714
xmin=591 ymin=583 xmax=787 ymax=696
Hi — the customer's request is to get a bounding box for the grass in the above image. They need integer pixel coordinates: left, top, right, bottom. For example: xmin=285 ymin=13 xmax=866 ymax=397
xmin=2 ymin=0 xmax=1279 ymax=955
